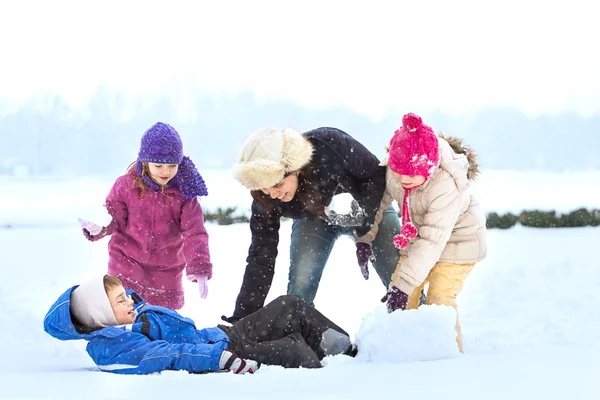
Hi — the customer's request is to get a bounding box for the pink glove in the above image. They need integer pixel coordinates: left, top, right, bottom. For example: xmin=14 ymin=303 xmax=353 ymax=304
xmin=218 ymin=350 xmax=259 ymax=374
xmin=77 ymin=218 xmax=103 ymax=236
xmin=187 ymin=273 xmax=208 ymax=299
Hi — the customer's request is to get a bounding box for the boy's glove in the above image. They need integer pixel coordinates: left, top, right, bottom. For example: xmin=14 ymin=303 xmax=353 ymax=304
xmin=187 ymin=274 xmax=208 ymax=299
xmin=218 ymin=350 xmax=259 ymax=374
xmin=78 ymin=218 xmax=103 ymax=235
xmin=355 ymin=242 xmax=375 ymax=280
xmin=381 ymin=286 xmax=409 ymax=313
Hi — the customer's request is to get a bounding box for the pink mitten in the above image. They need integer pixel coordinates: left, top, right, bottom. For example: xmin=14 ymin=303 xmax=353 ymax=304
xmin=77 ymin=218 xmax=103 ymax=236
xmin=187 ymin=273 xmax=208 ymax=299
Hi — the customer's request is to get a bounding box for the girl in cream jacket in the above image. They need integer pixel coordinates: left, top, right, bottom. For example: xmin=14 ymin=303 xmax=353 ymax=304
xmin=357 ymin=113 xmax=487 ymax=352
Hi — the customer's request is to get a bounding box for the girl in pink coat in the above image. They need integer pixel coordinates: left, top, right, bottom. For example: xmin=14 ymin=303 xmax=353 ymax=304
xmin=79 ymin=122 xmax=212 ymax=310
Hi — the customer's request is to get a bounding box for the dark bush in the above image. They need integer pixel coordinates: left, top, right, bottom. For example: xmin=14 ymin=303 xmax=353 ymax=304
xmin=594 ymin=209 xmax=600 ymax=227
xmin=558 ymin=208 xmax=596 ymax=227
xmin=519 ymin=210 xmax=559 ymax=228
xmin=486 ymin=212 xmax=518 ymax=229
xmin=204 ymin=207 xmax=249 ymax=225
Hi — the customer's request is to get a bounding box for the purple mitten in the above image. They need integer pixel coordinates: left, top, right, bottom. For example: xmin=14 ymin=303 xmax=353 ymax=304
xmin=355 ymin=242 xmax=375 ymax=280
xmin=385 ymin=286 xmax=409 ymax=313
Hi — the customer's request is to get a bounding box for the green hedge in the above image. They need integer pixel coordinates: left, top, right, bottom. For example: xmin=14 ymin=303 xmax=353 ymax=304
xmin=205 ymin=207 xmax=600 ymax=229
xmin=203 ymin=207 xmax=249 ymax=225
xmin=487 ymin=208 xmax=600 ymax=229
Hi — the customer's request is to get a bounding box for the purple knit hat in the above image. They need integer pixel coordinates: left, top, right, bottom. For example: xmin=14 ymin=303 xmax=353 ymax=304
xmin=138 ymin=122 xmax=184 ymax=164
xmin=136 ymin=122 xmax=208 ymax=199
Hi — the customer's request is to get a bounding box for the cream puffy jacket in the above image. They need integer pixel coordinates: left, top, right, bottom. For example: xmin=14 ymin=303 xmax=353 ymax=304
xmin=357 ymin=136 xmax=487 ymax=295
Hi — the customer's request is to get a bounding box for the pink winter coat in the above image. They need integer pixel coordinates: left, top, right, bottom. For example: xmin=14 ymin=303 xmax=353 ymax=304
xmin=88 ymin=171 xmax=212 ymax=310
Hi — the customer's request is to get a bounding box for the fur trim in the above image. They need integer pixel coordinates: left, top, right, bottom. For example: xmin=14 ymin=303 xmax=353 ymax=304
xmin=234 ymin=128 xmax=314 ymax=190
xmin=143 ymin=287 xmax=185 ymax=311
xmin=234 ymin=159 xmax=286 ymax=191
xmin=438 ymin=133 xmax=480 ymax=180
xmin=378 ymin=145 xmax=391 ymax=166
xmin=186 ymin=261 xmax=213 ymax=280
xmin=281 ymin=128 xmax=314 ymax=172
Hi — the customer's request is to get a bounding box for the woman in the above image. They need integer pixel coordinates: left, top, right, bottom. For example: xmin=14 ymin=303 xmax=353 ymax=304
xmin=222 ymin=126 xmax=401 ymax=323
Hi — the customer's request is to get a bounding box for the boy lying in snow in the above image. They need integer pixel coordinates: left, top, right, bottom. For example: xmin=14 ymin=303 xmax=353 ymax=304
xmin=43 ymin=274 xmax=357 ymax=375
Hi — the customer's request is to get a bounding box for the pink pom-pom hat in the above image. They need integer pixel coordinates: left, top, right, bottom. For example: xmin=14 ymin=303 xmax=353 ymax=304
xmin=389 ymin=113 xmax=440 ymax=249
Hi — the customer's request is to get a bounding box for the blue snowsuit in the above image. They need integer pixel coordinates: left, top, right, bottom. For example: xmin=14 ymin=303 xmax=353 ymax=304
xmin=43 ymin=287 xmax=353 ymax=375
xmin=43 ymin=286 xmax=228 ymax=374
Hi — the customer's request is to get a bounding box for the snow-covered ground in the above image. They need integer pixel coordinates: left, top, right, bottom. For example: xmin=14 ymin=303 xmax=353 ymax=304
xmin=1 ymin=170 xmax=600 ymax=399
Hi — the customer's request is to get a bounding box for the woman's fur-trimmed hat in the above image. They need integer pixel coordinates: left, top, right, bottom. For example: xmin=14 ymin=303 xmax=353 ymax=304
xmin=234 ymin=127 xmax=314 ymax=190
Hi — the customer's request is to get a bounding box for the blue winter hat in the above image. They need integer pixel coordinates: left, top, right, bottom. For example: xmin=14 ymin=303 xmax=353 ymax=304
xmin=138 ymin=122 xmax=184 ymax=164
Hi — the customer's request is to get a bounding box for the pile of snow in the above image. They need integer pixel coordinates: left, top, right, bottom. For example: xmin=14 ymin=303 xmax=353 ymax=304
xmin=355 ymin=305 xmax=460 ymax=363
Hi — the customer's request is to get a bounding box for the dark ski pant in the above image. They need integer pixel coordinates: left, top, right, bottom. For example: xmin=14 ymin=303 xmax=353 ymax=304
xmin=223 ymin=295 xmax=351 ymax=368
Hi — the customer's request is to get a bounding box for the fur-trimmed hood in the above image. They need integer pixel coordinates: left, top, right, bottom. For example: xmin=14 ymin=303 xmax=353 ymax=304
xmin=440 ymin=134 xmax=480 ymax=181
xmin=234 ymin=127 xmax=314 ymax=190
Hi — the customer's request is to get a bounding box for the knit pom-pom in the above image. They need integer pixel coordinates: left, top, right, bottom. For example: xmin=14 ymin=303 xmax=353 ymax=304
xmin=402 ymin=113 xmax=422 ymax=133
xmin=401 ymin=222 xmax=418 ymax=239
xmin=393 ymin=234 xmax=409 ymax=249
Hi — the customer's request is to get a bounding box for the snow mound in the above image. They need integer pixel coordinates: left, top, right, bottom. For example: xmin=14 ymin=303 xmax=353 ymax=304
xmin=355 ymin=305 xmax=460 ymax=363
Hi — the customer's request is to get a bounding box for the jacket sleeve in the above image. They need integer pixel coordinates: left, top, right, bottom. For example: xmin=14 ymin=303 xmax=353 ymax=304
xmin=392 ymin=179 xmax=464 ymax=295
xmin=85 ymin=177 xmax=129 ymax=242
xmin=87 ymin=331 xmax=224 ymax=375
xmin=231 ymin=199 xmax=280 ymax=320
xmin=355 ymin=188 xmax=395 ymax=245
xmin=333 ymin=134 xmax=387 ymax=236
xmin=181 ymin=198 xmax=213 ymax=279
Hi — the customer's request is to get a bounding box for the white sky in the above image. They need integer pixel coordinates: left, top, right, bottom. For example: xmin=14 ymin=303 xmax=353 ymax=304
xmin=1 ymin=0 xmax=598 ymax=119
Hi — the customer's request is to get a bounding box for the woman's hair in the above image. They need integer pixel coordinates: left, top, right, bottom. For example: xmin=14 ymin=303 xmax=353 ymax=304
xmin=251 ymin=163 xmax=327 ymax=219
xmin=103 ymin=274 xmax=122 ymax=294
